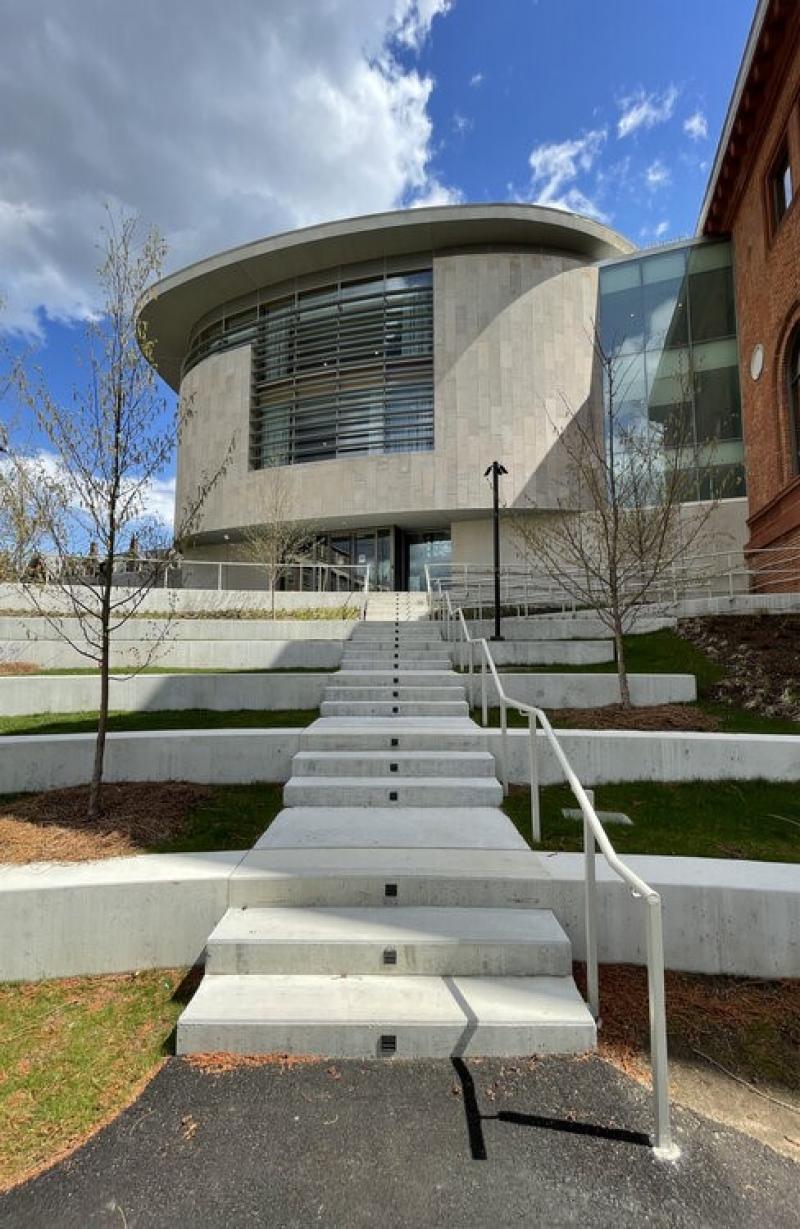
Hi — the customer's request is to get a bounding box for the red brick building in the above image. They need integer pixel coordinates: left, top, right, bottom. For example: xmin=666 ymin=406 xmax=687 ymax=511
xmin=701 ymin=0 xmax=800 ymax=585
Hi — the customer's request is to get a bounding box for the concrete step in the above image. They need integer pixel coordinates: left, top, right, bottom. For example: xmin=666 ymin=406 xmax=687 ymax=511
xmin=334 ymin=670 xmax=459 ymax=685
xmin=204 ymin=906 xmax=571 ymax=976
xmin=230 ymin=846 xmax=550 ymax=908
xmin=339 ymin=658 xmax=453 ymax=670
xmin=283 ymin=775 xmax=503 ymax=808
xmin=258 ymin=806 xmax=527 ymax=852
xmin=345 ymin=633 xmax=443 ymax=641
xmin=323 ymin=685 xmax=466 ymax=702
xmin=290 ymin=750 xmax=497 ymax=778
xmin=300 ymin=717 xmax=487 ymax=753
xmin=320 ymin=700 xmax=469 ymax=717
xmin=342 ymin=646 xmax=450 ymax=657
xmin=176 ymin=973 xmax=596 ymax=1058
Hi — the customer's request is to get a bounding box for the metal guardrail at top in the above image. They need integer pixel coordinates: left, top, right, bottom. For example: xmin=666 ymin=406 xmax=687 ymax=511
xmin=424 ymin=545 xmax=800 ymax=616
xmin=30 ymin=557 xmax=373 ymax=596
xmin=440 ymin=590 xmax=677 ymax=1159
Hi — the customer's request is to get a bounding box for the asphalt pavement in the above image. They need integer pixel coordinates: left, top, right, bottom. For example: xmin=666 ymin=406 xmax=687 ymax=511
xmin=1 ymin=1055 xmax=796 ymax=1228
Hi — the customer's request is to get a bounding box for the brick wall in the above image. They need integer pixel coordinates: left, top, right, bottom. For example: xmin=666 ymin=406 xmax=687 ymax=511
xmin=729 ymin=25 xmax=800 ymax=569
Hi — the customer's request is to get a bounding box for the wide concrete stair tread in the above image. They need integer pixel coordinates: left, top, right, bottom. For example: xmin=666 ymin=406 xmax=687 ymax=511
xmin=335 ymin=670 xmax=458 ymax=683
xmin=205 ymin=906 xmax=572 ymax=976
xmin=290 ymin=750 xmax=497 ymax=777
xmin=230 ymin=846 xmax=553 ymax=907
xmin=324 ymin=686 xmax=466 ymax=701
xmin=321 ymin=701 xmax=469 ymax=716
xmin=300 ymin=717 xmax=488 ymax=751
xmin=256 ymin=805 xmax=527 ymax=850
xmin=176 ymin=973 xmax=596 ymax=1057
xmin=340 ymin=654 xmax=452 ymax=665
xmin=283 ymin=775 xmax=503 ymax=807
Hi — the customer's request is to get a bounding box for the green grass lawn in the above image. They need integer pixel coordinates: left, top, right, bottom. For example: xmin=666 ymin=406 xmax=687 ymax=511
xmin=0 ymin=709 xmax=318 ymax=737
xmin=0 ymin=970 xmax=187 ymax=1191
xmin=149 ymin=783 xmax=284 ymax=853
xmin=503 ymin=779 xmax=800 ymax=862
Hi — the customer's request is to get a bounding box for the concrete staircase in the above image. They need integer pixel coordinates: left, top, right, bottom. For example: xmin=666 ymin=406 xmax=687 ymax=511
xmin=176 ymin=598 xmax=596 ymax=1059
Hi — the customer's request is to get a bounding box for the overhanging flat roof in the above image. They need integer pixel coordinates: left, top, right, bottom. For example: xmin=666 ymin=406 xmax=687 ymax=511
xmin=137 ymin=203 xmax=635 ymax=389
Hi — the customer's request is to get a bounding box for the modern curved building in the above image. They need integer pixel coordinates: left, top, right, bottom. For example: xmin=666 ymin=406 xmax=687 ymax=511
xmin=139 ymin=203 xmax=747 ymax=590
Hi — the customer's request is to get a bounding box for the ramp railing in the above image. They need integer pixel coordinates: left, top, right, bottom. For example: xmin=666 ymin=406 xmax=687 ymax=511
xmin=441 ymin=589 xmax=676 ymax=1159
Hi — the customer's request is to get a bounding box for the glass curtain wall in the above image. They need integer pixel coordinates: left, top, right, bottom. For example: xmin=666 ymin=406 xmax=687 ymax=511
xmin=598 ymin=241 xmax=745 ymax=500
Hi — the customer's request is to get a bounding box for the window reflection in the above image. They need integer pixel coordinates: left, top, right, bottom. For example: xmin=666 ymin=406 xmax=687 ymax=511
xmin=599 ymin=241 xmax=745 ymax=501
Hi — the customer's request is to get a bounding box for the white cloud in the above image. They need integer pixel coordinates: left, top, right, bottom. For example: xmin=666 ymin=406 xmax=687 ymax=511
xmin=453 ymin=111 xmax=472 ymax=135
xmin=684 ymin=110 xmax=708 ymax=141
xmin=0 ymin=1 xmax=453 ymax=336
xmin=645 ymin=160 xmax=671 ymax=190
xmin=655 ymin=220 xmax=670 ymax=238
xmin=142 ymin=474 xmax=177 ymax=529
xmin=394 ymin=0 xmax=453 ymax=48
xmin=528 ymin=130 xmax=608 ymax=220
xmin=407 ymin=178 xmax=463 ymax=208
xmin=469 ymin=72 xmax=484 ymax=87
xmin=5 ymin=449 xmax=176 ymax=531
xmin=617 ymin=86 xmax=678 ymax=139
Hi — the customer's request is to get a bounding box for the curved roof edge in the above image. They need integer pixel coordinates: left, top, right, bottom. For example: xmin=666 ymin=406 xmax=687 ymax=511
xmin=138 ymin=203 xmax=635 ymax=390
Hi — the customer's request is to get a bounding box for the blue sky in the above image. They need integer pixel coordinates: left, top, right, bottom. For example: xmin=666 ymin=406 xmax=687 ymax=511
xmin=0 ymin=0 xmax=756 ymax=524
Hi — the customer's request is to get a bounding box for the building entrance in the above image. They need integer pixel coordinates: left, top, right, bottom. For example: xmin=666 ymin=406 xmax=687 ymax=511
xmin=402 ymin=530 xmax=452 ymax=592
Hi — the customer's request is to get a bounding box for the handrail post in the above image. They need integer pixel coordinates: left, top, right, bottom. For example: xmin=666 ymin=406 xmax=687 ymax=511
xmin=645 ymin=894 xmax=676 ymax=1157
xmin=481 ymin=652 xmax=488 ymax=727
xmin=500 ymin=700 xmax=509 ymax=796
xmin=528 ymin=711 xmax=540 ymax=842
xmin=583 ymin=795 xmax=599 ymax=1020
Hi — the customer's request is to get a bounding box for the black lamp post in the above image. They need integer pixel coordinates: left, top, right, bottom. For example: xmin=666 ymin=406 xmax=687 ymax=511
xmin=483 ymin=460 xmax=508 ymax=640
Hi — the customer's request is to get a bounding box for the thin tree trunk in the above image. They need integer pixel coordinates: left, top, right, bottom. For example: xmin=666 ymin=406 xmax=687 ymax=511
xmin=613 ymin=615 xmax=631 ymax=709
xmin=88 ymin=583 xmax=112 ymax=820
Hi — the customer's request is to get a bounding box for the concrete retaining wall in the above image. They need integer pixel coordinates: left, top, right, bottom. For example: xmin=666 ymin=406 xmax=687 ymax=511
xmin=0 ymin=852 xmax=243 ymax=980
xmin=463 ymin=615 xmax=674 ymax=640
xmin=1 ymin=727 xmax=797 ymax=795
xmin=0 ymin=730 xmax=303 ymax=793
xmin=493 ymin=728 xmax=800 ymax=785
xmin=1 ymin=849 xmax=796 ymax=981
xmin=0 ymin=616 xmax=360 ymax=643
xmin=0 ymin=637 xmax=346 ymax=671
xmin=469 ymin=672 xmax=696 ymax=708
xmin=538 ymin=854 xmax=800 ymax=977
xmin=0 ymin=672 xmax=330 ymax=716
xmin=0 ymin=669 xmax=695 ymax=716
xmin=0 ymin=583 xmax=364 ymax=617
xmin=466 ymin=639 xmax=613 ymax=666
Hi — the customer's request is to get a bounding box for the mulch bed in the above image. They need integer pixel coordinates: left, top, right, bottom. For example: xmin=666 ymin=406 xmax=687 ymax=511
xmin=548 ymin=703 xmax=719 ymax=731
xmin=0 ymin=781 xmax=213 ymax=864
xmin=575 ymin=962 xmax=800 ymax=1095
xmin=680 ymin=614 xmax=800 ymax=722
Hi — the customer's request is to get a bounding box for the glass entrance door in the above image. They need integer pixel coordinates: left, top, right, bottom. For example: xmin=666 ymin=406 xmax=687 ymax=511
xmin=404 ymin=531 xmax=451 ymax=591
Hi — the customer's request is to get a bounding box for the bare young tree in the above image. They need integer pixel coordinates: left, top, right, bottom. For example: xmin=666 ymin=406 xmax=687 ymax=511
xmin=16 ymin=210 xmax=232 ymax=818
xmin=513 ymin=336 xmax=726 ymax=707
xmin=239 ymin=463 xmax=317 ymax=617
xmin=0 ymin=453 xmax=64 ymax=581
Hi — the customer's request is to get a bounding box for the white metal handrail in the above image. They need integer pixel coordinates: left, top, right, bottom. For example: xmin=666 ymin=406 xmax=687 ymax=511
xmin=442 ymin=590 xmax=676 ymax=1158
xmin=29 ymin=556 xmax=374 ymax=597
xmin=426 ymin=545 xmax=800 ymax=616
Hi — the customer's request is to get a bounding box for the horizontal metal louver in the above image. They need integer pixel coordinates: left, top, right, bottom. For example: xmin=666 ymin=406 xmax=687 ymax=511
xmin=182 ymin=269 xmax=434 ymax=468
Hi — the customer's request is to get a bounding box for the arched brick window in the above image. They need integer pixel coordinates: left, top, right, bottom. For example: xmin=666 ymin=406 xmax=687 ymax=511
xmin=790 ymin=327 xmax=800 ymax=475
